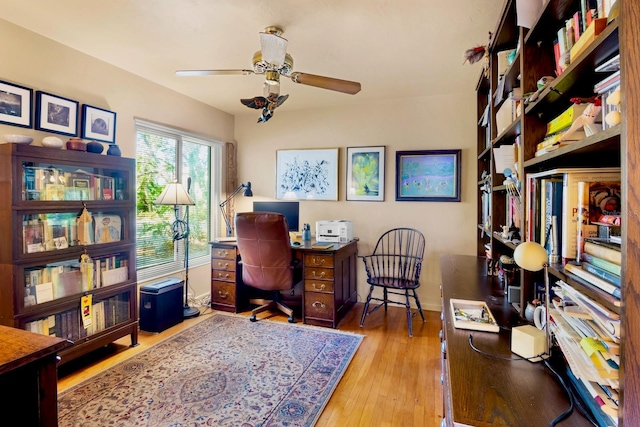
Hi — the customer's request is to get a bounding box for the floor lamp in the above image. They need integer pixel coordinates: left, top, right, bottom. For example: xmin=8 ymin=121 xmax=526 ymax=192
xmin=219 ymin=181 xmax=253 ymax=237
xmin=155 ymin=179 xmax=200 ymax=319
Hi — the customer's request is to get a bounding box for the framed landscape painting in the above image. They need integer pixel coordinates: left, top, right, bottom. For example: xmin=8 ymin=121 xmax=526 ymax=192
xmin=276 ymin=148 xmax=339 ymax=200
xmin=0 ymin=80 xmax=33 ymax=128
xmin=346 ymin=146 xmax=385 ymax=201
xmin=396 ymin=149 xmax=461 ymax=202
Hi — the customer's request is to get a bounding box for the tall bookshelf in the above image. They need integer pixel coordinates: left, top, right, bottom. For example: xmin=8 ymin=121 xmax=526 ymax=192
xmin=476 ymin=0 xmax=639 ymax=423
xmin=0 ymin=144 xmax=138 ymax=365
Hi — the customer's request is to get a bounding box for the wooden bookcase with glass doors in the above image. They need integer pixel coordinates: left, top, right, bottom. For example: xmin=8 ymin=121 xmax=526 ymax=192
xmin=0 ymin=143 xmax=138 ymax=365
xmin=476 ymin=0 xmax=640 ymax=424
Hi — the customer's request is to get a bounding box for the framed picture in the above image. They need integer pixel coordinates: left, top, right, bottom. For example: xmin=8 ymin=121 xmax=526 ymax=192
xmin=0 ymin=80 xmax=33 ymax=128
xmin=81 ymin=104 xmax=117 ymax=143
xmin=94 ymin=214 xmax=122 ymax=243
xmin=35 ymin=91 xmax=79 ymax=136
xmin=346 ymin=146 xmax=385 ymax=201
xmin=396 ymin=149 xmax=461 ymax=202
xmin=276 ymin=148 xmax=339 ymax=200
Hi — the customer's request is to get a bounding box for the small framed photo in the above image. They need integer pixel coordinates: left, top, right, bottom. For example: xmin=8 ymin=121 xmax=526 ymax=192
xmin=346 ymin=146 xmax=385 ymax=201
xmin=94 ymin=214 xmax=122 ymax=243
xmin=35 ymin=91 xmax=79 ymax=136
xmin=81 ymin=104 xmax=117 ymax=143
xmin=396 ymin=149 xmax=461 ymax=202
xmin=0 ymin=80 xmax=33 ymax=128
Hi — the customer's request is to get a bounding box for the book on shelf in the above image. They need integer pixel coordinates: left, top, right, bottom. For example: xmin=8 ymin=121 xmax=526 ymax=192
xmin=540 ymin=178 xmax=563 ymax=254
xmin=565 ymin=367 xmax=619 ymax=427
xmin=564 ymin=261 xmax=621 ymax=299
xmin=582 ymin=261 xmax=621 ymax=287
xmin=546 ymin=104 xmax=588 ymax=136
xmin=581 ymin=252 xmax=622 ymax=276
xmin=584 ymin=240 xmax=621 ymax=265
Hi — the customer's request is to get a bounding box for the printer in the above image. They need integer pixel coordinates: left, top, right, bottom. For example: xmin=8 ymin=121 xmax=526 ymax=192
xmin=315 ymin=220 xmax=354 ymax=243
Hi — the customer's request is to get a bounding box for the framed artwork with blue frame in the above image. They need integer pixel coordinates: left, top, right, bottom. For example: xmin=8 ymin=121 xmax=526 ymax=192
xmin=395 ymin=149 xmax=461 ymax=202
xmin=276 ymin=148 xmax=339 ymax=200
xmin=346 ymin=146 xmax=385 ymax=201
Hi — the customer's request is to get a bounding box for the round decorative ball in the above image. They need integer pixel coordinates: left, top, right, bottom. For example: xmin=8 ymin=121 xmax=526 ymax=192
xmin=86 ymin=140 xmax=105 ymax=154
xmin=513 ymin=241 xmax=548 ymax=272
xmin=41 ymin=136 xmax=64 ymax=148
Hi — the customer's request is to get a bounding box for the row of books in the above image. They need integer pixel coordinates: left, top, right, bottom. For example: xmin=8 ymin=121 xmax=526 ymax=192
xmin=566 ymin=238 xmax=622 ymax=301
xmin=24 ymin=254 xmax=129 ymax=307
xmin=24 ymin=167 xmax=119 ymax=202
xmin=551 ymin=280 xmax=620 ymax=425
xmin=25 ymin=294 xmax=130 ymax=340
xmin=526 ymin=168 xmax=621 ymax=266
xmin=22 ymin=212 xmax=123 ymax=254
xmin=553 ymin=0 xmax=616 ymax=76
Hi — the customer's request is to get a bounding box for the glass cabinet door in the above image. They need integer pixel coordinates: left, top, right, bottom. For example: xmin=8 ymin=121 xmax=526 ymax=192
xmin=22 ymin=161 xmax=129 ymax=202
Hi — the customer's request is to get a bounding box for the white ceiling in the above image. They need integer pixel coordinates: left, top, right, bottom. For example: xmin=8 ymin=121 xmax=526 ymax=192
xmin=1 ymin=0 xmax=501 ymax=116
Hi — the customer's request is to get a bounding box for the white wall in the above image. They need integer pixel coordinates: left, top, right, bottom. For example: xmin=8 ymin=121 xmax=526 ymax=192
xmin=234 ymin=93 xmax=478 ymax=311
xmin=0 ymin=19 xmax=235 ymax=298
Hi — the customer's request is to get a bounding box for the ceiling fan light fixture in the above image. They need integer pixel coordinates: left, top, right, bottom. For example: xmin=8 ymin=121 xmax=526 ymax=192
xmin=259 ymin=30 xmax=288 ymax=67
xmin=265 ymin=70 xmax=280 ymax=85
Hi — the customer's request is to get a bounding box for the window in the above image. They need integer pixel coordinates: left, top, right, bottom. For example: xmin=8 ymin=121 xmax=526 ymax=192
xmin=135 ymin=120 xmax=221 ymax=282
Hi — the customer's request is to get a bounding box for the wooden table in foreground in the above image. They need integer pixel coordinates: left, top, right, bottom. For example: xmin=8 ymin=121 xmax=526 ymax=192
xmin=0 ymin=325 xmax=71 ymax=427
xmin=439 ymin=254 xmax=589 ymax=426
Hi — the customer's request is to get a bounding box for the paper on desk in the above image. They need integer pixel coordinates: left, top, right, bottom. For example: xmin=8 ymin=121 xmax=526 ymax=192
xmin=516 ymin=0 xmax=543 ymax=29
xmin=493 ymin=144 xmax=516 ymax=175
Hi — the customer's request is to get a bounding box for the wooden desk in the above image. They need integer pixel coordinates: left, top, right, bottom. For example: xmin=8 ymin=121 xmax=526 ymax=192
xmin=0 ymin=325 xmax=71 ymax=427
xmin=210 ymin=240 xmax=358 ymax=328
xmin=440 ymin=254 xmax=589 ymax=426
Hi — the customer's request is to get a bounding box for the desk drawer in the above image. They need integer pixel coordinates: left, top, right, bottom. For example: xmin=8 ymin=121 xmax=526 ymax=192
xmin=212 ymin=247 xmax=236 ymax=260
xmin=211 ymin=258 xmax=236 ymax=271
xmin=304 ymin=292 xmax=334 ymax=319
xmin=211 ymin=281 xmax=236 ymax=305
xmin=304 ymin=254 xmax=334 ymax=268
xmin=305 ymin=280 xmax=334 ymax=293
xmin=212 ymin=269 xmax=237 ymax=282
xmin=304 ymin=267 xmax=334 ymax=281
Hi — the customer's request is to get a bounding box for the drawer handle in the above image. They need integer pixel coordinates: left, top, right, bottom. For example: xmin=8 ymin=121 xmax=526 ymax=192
xmin=439 ymin=330 xmax=443 ymax=340
xmin=312 ymin=283 xmax=326 ymax=291
xmin=217 ymin=262 xmax=229 ymax=268
xmin=217 ymin=273 xmax=230 ymax=279
xmin=217 ymin=291 xmax=228 ymax=299
xmin=312 ymin=271 xmax=326 ymax=279
xmin=440 ymin=373 xmax=444 ymax=385
xmin=441 ymin=340 xmax=447 ymax=354
xmin=216 ymin=250 xmax=228 ymax=257
xmin=312 ymin=257 xmax=326 ymax=266
xmin=312 ymin=301 xmax=326 ymax=308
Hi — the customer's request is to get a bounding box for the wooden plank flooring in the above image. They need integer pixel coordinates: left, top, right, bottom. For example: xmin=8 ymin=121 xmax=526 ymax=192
xmin=57 ymin=303 xmax=444 ymax=426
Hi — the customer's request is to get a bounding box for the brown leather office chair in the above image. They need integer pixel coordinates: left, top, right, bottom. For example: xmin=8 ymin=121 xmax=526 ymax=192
xmin=359 ymin=228 xmax=426 ymax=337
xmin=235 ymin=212 xmax=300 ymax=323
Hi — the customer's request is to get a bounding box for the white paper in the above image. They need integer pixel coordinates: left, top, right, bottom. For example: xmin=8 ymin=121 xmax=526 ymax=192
xmin=516 ymin=0 xmax=543 ymax=29
xmin=493 ymin=145 xmax=516 ymax=174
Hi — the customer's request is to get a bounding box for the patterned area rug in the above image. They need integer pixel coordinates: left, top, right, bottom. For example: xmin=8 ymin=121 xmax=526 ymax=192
xmin=58 ymin=313 xmax=363 ymax=426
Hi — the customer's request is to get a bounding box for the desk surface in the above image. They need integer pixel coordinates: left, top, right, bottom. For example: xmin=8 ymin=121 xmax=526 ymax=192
xmin=440 ymin=254 xmax=590 ymax=426
xmin=0 ymin=325 xmax=71 ymax=374
xmin=211 ymin=239 xmax=354 ymax=252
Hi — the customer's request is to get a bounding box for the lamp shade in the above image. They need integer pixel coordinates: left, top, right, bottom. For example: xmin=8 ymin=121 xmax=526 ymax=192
xmin=154 ymin=182 xmax=195 ymax=206
xmin=243 ymin=182 xmax=253 ymax=197
xmin=513 ymin=241 xmax=548 ymax=272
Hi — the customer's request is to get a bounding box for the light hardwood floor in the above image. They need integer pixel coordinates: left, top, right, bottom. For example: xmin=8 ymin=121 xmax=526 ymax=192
xmin=58 ymin=303 xmax=444 ymax=426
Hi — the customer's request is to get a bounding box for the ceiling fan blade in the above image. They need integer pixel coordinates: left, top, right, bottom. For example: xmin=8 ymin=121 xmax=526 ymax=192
xmin=288 ymin=72 xmax=361 ymax=94
xmin=175 ymin=69 xmax=254 ymax=76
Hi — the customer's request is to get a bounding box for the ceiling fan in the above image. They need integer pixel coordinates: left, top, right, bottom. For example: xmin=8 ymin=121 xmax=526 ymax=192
xmin=176 ymin=26 xmax=362 ymax=122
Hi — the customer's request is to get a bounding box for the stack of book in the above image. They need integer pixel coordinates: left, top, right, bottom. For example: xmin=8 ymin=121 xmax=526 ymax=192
xmin=565 ymin=238 xmax=621 ymax=301
xmin=535 ymin=104 xmax=591 ymax=157
xmin=551 ymin=280 xmax=620 ymax=426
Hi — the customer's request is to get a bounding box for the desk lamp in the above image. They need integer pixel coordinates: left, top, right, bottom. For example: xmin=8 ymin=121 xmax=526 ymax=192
xmin=513 ymin=241 xmax=551 ymax=357
xmin=155 ymin=179 xmax=199 ymax=319
xmin=219 ymin=182 xmax=253 ymax=237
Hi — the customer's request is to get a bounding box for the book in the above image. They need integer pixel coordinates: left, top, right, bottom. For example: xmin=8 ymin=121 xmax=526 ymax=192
xmin=564 ymin=262 xmax=621 ymax=298
xmin=541 ymin=179 xmax=563 ymax=255
xmin=561 ymin=170 xmax=621 ymax=263
xmin=582 ymin=261 xmax=621 ymax=287
xmin=547 ymin=104 xmax=588 ymax=135
xmin=577 ymin=181 xmax=599 ymax=262
xmin=584 ymin=241 xmax=621 ymax=265
xmin=581 ymin=252 xmax=622 ymax=275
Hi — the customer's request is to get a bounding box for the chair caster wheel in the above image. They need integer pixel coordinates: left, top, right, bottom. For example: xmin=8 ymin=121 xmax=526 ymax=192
xmin=288 ymin=316 xmax=295 ymax=323
xmin=250 ymin=315 xmax=257 ymax=322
